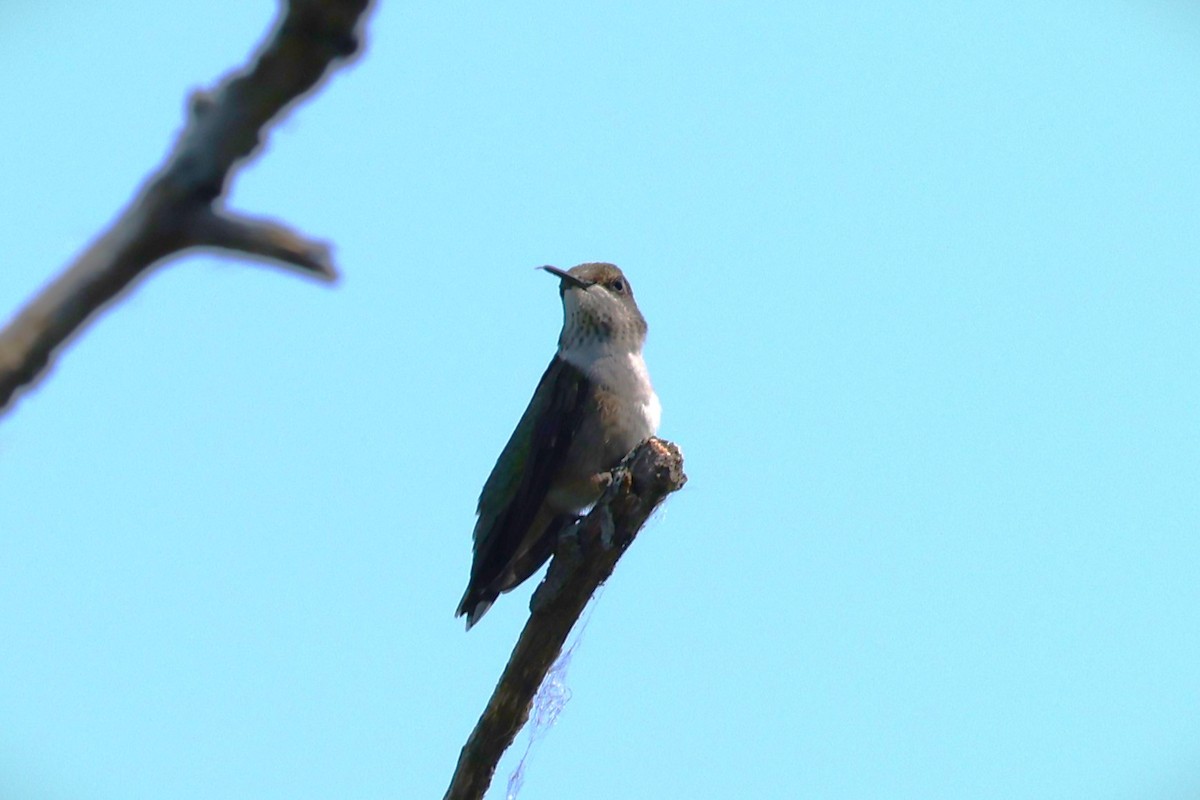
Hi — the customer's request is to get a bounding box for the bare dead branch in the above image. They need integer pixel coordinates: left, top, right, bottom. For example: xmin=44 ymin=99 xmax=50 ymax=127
xmin=0 ymin=0 xmax=374 ymax=417
xmin=444 ymin=437 xmax=688 ymax=800
xmin=186 ymin=207 xmax=336 ymax=278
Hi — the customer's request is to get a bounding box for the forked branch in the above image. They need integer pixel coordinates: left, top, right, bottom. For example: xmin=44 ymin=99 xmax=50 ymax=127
xmin=0 ymin=0 xmax=374 ymax=417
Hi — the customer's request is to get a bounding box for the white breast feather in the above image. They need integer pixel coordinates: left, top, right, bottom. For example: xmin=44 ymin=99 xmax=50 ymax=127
xmin=629 ymin=352 xmax=661 ymax=434
xmin=642 ymin=385 xmax=663 ymax=434
xmin=561 ymin=347 xmax=660 ymax=438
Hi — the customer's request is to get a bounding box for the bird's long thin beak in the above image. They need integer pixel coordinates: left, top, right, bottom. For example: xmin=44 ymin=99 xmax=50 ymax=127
xmin=539 ymin=265 xmax=593 ymax=290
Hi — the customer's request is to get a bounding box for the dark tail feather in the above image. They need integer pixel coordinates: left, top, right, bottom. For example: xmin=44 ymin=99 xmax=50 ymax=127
xmin=455 ymin=512 xmax=582 ymax=631
xmin=456 ymin=588 xmax=495 ymax=631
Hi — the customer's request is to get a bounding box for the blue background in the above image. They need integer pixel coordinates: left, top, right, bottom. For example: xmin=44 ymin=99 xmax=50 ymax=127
xmin=1 ymin=2 xmax=1198 ymax=798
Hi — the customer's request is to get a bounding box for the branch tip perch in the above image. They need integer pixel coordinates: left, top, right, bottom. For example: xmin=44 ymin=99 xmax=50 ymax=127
xmin=444 ymin=437 xmax=687 ymax=800
xmin=0 ymin=0 xmax=374 ymax=416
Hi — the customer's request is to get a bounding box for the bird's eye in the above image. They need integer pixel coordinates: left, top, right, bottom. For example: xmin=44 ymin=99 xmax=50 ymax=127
xmin=610 ymin=279 xmax=625 ymax=293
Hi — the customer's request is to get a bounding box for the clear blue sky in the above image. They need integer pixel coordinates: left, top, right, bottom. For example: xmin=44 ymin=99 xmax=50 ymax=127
xmin=2 ymin=2 xmax=1198 ymax=798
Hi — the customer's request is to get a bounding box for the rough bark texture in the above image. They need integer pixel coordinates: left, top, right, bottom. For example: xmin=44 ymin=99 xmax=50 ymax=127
xmin=444 ymin=437 xmax=688 ymax=800
xmin=0 ymin=0 xmax=375 ymax=417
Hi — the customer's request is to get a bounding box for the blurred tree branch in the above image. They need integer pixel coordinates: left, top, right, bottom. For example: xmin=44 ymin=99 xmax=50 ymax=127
xmin=444 ymin=437 xmax=687 ymax=800
xmin=0 ymin=0 xmax=375 ymax=417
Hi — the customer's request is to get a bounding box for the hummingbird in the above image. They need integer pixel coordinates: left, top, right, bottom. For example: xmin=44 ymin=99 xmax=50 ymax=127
xmin=456 ymin=263 xmax=662 ymax=629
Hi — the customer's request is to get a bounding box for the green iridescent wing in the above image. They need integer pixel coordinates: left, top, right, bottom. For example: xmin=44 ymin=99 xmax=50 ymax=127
xmin=461 ymin=356 xmax=591 ymax=609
